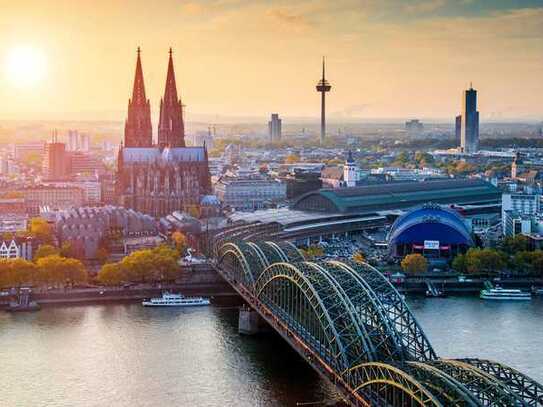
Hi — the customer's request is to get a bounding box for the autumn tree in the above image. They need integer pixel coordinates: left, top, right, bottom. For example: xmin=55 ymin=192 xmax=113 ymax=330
xmin=171 ymin=231 xmax=187 ymax=255
xmin=97 ymin=262 xmax=124 ymax=286
xmin=284 ymin=153 xmax=300 ymax=164
xmin=30 ymin=218 xmax=54 ymax=244
xmin=34 ymin=244 xmax=60 ymax=260
xmin=0 ymin=258 xmax=37 ymax=288
xmin=401 ymin=254 xmax=428 ymax=273
xmin=36 ymin=255 xmax=87 ymax=287
xmin=352 ymin=251 xmax=366 ymax=264
xmin=301 ymin=245 xmax=324 ymax=260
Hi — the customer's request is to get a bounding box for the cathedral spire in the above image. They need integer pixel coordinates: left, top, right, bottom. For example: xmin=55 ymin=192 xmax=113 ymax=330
xmin=124 ymin=47 xmax=152 ymax=147
xmin=158 ymin=48 xmax=185 ymax=147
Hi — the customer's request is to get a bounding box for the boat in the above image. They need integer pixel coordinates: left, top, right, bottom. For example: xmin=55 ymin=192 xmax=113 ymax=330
xmin=142 ymin=292 xmax=210 ymax=307
xmin=480 ymin=287 xmax=532 ymax=301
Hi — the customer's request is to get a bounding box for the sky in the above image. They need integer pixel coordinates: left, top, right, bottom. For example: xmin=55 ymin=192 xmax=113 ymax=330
xmin=0 ymin=0 xmax=541 ymax=122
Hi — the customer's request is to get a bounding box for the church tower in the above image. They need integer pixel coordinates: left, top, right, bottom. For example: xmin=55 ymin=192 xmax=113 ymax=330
xmin=343 ymin=150 xmax=358 ymax=187
xmin=124 ymin=48 xmax=152 ymax=147
xmin=158 ymin=48 xmax=186 ymax=147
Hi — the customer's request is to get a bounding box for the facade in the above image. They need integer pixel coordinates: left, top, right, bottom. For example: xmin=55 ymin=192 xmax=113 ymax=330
xmin=56 ymin=206 xmax=157 ymax=259
xmin=455 ymin=115 xmax=462 ymax=147
xmin=70 ymin=152 xmax=103 ymax=175
xmin=116 ymin=49 xmax=211 ymax=218
xmin=13 ymin=142 xmax=45 ymax=161
xmin=459 ymin=85 xmax=479 ymax=153
xmin=321 ymin=151 xmax=361 ymax=188
xmin=502 ymin=191 xmax=542 ymax=236
xmin=67 ymin=130 xmax=90 ymax=152
xmin=23 ymin=186 xmax=84 ymax=214
xmin=388 ymin=205 xmax=474 ymax=260
xmin=214 ymin=176 xmax=286 ymax=211
xmin=0 ymin=238 xmax=33 ymax=260
xmin=268 ymin=113 xmax=282 ymax=142
xmin=43 ymin=140 xmax=69 ymax=180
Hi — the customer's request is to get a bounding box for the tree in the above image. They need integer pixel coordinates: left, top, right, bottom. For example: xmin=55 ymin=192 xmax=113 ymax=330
xmin=301 ymin=245 xmax=324 ymax=260
xmin=60 ymin=241 xmax=77 ymax=258
xmin=171 ymin=231 xmax=187 ymax=255
xmin=465 ymin=248 xmax=505 ymax=274
xmin=97 ymin=262 xmax=124 ymax=286
xmin=452 ymin=254 xmax=468 ymax=274
xmin=352 ymin=251 xmax=366 ymax=264
xmin=30 ymin=218 xmax=54 ymax=244
xmin=121 ymin=250 xmax=155 ymax=282
xmin=0 ymin=258 xmax=37 ymax=288
xmin=34 ymin=244 xmax=60 ymax=260
xmin=151 ymin=245 xmax=180 ymax=282
xmin=36 ymin=255 xmax=87 ymax=287
xmin=284 ymin=153 xmax=300 ymax=164
xmin=501 ymin=235 xmax=530 ymax=254
xmin=401 ymin=254 xmax=428 ymax=273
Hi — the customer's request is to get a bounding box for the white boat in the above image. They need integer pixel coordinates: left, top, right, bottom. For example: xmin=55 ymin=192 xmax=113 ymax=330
xmin=142 ymin=292 xmax=210 ymax=307
xmin=480 ymin=287 xmax=532 ymax=301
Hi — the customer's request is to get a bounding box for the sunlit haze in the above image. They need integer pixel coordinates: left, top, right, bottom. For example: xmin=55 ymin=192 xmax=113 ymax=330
xmin=0 ymin=0 xmax=541 ymax=121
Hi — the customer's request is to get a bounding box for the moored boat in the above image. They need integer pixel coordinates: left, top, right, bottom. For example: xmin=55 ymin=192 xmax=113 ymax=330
xmin=480 ymin=287 xmax=531 ymax=301
xmin=142 ymin=292 xmax=210 ymax=307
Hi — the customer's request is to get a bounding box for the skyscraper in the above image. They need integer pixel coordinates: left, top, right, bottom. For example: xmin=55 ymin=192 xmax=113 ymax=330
xmin=455 ymin=115 xmax=462 ymax=147
xmin=316 ymin=57 xmax=331 ymax=145
xmin=459 ymin=85 xmax=479 ymax=153
xmin=268 ymin=113 xmax=282 ymax=142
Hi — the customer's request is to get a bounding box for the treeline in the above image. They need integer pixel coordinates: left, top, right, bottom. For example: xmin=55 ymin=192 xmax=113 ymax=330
xmin=0 ymin=255 xmax=87 ymax=289
xmin=452 ymin=235 xmax=543 ymax=277
xmin=480 ymin=138 xmax=543 ymax=149
xmin=97 ymin=245 xmax=180 ymax=286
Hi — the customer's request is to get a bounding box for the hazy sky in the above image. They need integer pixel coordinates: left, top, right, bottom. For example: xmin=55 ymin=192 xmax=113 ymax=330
xmin=0 ymin=0 xmax=541 ymax=121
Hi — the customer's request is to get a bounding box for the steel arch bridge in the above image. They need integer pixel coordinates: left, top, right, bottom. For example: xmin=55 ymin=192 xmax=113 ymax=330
xmin=213 ymin=236 xmax=543 ymax=406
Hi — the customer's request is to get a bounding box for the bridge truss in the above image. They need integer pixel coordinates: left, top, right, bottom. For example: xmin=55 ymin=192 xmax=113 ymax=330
xmin=214 ymin=236 xmax=543 ymax=406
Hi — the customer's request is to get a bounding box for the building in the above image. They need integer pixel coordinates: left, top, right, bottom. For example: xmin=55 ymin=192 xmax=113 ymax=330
xmin=214 ymin=176 xmax=286 ymax=211
xmin=0 ymin=238 xmax=33 ymax=260
xmin=56 ymin=206 xmax=158 ymax=259
xmin=69 ymin=151 xmax=103 ymax=176
xmin=268 ymin=113 xmax=282 ymax=142
xmin=43 ymin=139 xmax=69 ymax=180
xmin=387 ymin=205 xmax=474 ymax=260
xmin=458 ymin=85 xmax=479 ymax=153
xmin=455 ymin=115 xmax=462 ymax=147
xmin=0 ymin=198 xmax=28 ymax=232
xmin=13 ymin=142 xmax=45 ymax=161
xmin=293 ymin=179 xmax=500 ymax=214
xmin=224 ymin=144 xmax=241 ymax=165
xmin=502 ymin=191 xmax=541 ymax=236
xmin=321 ymin=151 xmax=361 ymax=188
xmin=405 ymin=119 xmax=424 ymax=138
xmin=23 ymin=186 xmax=84 ymax=214
xmin=116 ymin=48 xmax=212 ymax=218
xmin=67 ymin=130 xmax=90 ymax=152
xmin=283 ymin=171 xmax=322 ymax=200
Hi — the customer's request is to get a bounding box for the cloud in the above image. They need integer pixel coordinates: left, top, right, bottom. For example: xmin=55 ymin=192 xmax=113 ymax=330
xmin=403 ymin=0 xmax=447 ymax=15
xmin=265 ymin=8 xmax=314 ymax=32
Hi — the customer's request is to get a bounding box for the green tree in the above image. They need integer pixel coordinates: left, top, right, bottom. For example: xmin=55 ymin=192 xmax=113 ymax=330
xmin=34 ymin=244 xmax=60 ymax=260
xmin=465 ymin=248 xmax=505 ymax=274
xmin=452 ymin=254 xmax=468 ymax=274
xmin=501 ymin=235 xmax=530 ymax=254
xmin=401 ymin=254 xmax=428 ymax=273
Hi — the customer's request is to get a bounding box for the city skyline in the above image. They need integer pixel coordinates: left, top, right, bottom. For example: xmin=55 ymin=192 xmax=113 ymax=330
xmin=0 ymin=0 xmax=542 ymax=121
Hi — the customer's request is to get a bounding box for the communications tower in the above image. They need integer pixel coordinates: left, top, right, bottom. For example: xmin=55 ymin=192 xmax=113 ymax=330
xmin=316 ymin=57 xmax=331 ymax=145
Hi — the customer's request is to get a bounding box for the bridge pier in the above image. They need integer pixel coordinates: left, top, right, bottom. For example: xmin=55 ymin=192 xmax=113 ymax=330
xmin=238 ymin=306 xmax=269 ymax=335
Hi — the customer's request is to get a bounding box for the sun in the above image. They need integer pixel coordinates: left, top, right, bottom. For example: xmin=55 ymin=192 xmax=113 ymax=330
xmin=4 ymin=45 xmax=47 ymax=88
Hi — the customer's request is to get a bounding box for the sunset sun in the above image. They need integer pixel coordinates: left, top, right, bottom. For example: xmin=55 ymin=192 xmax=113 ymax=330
xmin=4 ymin=45 xmax=46 ymax=88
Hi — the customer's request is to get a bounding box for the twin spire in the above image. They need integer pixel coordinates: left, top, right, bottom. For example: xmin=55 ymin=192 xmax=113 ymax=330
xmin=124 ymin=48 xmax=185 ymax=148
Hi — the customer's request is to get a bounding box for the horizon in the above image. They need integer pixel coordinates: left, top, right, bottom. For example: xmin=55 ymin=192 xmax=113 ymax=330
xmin=0 ymin=1 xmax=542 ymax=122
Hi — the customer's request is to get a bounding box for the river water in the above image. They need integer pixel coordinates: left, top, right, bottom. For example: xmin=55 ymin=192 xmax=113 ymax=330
xmin=1 ymin=297 xmax=542 ymax=407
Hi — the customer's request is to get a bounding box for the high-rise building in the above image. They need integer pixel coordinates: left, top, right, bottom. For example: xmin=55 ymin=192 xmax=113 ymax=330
xmin=405 ymin=119 xmax=424 ymax=138
xmin=316 ymin=58 xmax=331 ymax=145
xmin=268 ymin=113 xmax=282 ymax=142
xmin=458 ymin=85 xmax=479 ymax=153
xmin=455 ymin=115 xmax=462 ymax=147
xmin=116 ymin=48 xmax=211 ymax=218
xmin=67 ymin=130 xmax=91 ymax=152
xmin=43 ymin=135 xmax=69 ymax=180
xmin=124 ymin=47 xmax=153 ymax=148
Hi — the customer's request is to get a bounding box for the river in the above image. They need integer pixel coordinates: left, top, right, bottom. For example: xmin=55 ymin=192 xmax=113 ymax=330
xmin=1 ymin=296 xmax=542 ymax=407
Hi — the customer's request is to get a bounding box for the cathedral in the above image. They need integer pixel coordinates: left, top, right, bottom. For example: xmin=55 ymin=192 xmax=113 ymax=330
xmin=116 ymin=48 xmax=211 ymax=218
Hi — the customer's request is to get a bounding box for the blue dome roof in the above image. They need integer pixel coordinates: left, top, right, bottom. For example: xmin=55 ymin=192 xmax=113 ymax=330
xmin=388 ymin=205 xmax=473 ymax=246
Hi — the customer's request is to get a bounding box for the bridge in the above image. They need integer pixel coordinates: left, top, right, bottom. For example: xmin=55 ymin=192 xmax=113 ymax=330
xmin=211 ymin=224 xmax=543 ymax=406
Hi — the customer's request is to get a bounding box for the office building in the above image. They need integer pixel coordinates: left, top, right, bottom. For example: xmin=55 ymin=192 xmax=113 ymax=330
xmin=458 ymin=85 xmax=479 ymax=153
xmin=43 ymin=139 xmax=69 ymax=180
xmin=268 ymin=113 xmax=282 ymax=142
